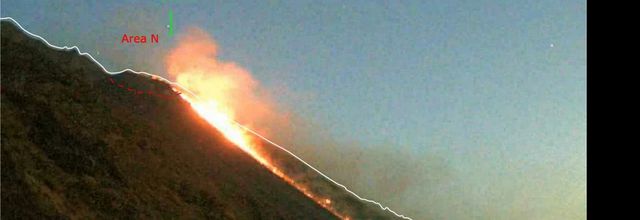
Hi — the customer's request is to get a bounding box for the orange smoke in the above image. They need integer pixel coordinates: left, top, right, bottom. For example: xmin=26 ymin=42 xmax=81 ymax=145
xmin=165 ymin=27 xmax=287 ymax=137
xmin=164 ymin=27 xmax=347 ymax=219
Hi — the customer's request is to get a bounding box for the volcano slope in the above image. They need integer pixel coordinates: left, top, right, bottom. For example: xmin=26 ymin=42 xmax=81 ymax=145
xmin=0 ymin=20 xmax=340 ymax=219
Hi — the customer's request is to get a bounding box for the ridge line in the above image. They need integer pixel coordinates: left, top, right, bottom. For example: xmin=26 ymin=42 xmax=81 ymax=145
xmin=0 ymin=17 xmax=413 ymax=220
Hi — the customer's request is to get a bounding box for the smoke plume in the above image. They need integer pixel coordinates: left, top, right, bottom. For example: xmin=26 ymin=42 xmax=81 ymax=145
xmin=165 ymin=27 xmax=290 ymax=138
xmin=164 ymin=27 xmax=449 ymax=218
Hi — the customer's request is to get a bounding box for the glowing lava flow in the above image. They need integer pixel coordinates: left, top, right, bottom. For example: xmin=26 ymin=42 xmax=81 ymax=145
xmin=178 ymin=93 xmax=348 ymax=219
xmin=162 ymin=26 xmax=350 ymax=219
xmin=179 ymin=94 xmax=268 ymax=165
xmin=0 ymin=16 xmax=410 ymax=220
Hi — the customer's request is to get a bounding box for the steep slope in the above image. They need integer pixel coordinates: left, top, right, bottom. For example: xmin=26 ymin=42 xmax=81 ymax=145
xmin=1 ymin=20 xmax=337 ymax=219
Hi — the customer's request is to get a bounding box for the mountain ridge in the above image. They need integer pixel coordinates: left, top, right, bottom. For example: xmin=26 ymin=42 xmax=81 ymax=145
xmin=1 ymin=19 xmax=338 ymax=219
xmin=1 ymin=17 xmax=407 ymax=219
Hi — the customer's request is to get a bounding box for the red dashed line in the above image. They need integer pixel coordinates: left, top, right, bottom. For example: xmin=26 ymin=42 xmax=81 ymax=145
xmin=107 ymin=77 xmax=179 ymax=100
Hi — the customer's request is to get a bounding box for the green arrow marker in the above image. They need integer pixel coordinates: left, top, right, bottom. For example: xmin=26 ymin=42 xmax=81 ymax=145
xmin=168 ymin=9 xmax=174 ymax=38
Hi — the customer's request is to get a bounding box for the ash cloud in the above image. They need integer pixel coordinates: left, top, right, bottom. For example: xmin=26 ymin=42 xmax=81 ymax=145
xmin=164 ymin=26 xmax=451 ymax=219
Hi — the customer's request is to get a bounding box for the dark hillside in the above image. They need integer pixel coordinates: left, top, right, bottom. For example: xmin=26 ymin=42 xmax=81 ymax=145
xmin=1 ymin=20 xmax=337 ymax=219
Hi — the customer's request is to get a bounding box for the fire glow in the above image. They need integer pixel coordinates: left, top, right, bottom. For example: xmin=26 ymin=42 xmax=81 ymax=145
xmin=165 ymin=27 xmax=347 ymax=219
xmin=181 ymin=94 xmax=341 ymax=217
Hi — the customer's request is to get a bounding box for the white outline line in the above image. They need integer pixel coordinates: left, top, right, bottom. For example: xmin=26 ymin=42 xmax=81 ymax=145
xmin=1 ymin=17 xmax=413 ymax=220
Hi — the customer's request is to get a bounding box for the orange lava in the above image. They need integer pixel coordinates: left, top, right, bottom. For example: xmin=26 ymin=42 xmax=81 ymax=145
xmin=179 ymin=93 xmax=347 ymax=219
xmin=166 ymin=27 xmax=349 ymax=219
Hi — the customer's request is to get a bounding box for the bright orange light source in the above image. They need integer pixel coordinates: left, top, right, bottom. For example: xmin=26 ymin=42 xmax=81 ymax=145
xmin=166 ymin=27 xmax=349 ymax=219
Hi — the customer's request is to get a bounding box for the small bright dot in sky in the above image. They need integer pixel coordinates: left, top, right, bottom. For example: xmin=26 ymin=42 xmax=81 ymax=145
xmin=0 ymin=1 xmax=585 ymax=219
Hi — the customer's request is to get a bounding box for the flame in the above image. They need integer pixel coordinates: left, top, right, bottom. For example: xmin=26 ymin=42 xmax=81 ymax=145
xmin=165 ymin=27 xmax=348 ymax=219
xmin=179 ymin=94 xmax=269 ymax=165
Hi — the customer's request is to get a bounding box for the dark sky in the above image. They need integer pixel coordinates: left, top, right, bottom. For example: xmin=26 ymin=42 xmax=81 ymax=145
xmin=2 ymin=1 xmax=586 ymax=219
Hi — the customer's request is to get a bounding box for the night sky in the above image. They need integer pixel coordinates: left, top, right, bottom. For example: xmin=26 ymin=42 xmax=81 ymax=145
xmin=2 ymin=1 xmax=586 ymax=219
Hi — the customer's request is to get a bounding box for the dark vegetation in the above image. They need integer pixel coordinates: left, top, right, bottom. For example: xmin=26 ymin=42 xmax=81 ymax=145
xmin=1 ymin=20 xmax=338 ymax=219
